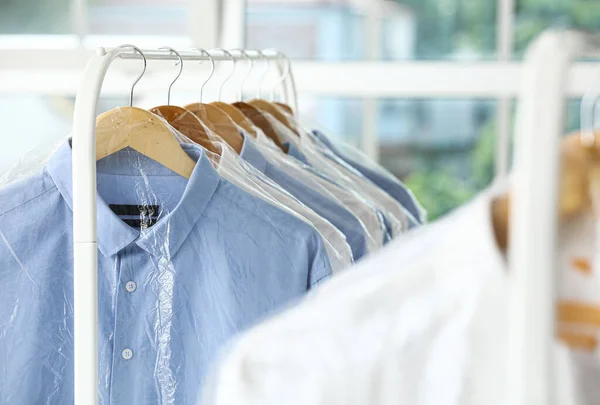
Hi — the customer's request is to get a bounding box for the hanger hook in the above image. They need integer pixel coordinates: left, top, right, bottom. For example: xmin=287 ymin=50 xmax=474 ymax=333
xmin=263 ymin=48 xmax=290 ymax=102
xmin=117 ymin=44 xmax=147 ymax=107
xmin=210 ymin=48 xmax=236 ymax=100
xmin=256 ymin=50 xmax=271 ymax=99
xmin=189 ymin=48 xmax=215 ymax=103
xmin=159 ymin=46 xmax=183 ymax=106
xmin=230 ymin=49 xmax=253 ymax=101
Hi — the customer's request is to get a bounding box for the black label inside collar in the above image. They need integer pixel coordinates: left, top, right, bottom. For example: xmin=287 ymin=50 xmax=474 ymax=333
xmin=122 ymin=218 xmax=158 ymax=229
xmin=109 ymin=205 xmax=160 ymax=229
xmin=109 ymin=204 xmax=160 ymax=217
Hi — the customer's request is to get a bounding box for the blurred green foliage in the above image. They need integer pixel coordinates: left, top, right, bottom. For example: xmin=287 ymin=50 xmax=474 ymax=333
xmin=405 ymin=119 xmax=497 ymax=220
xmin=396 ymin=0 xmax=600 ymax=59
xmin=399 ymin=0 xmax=600 ymax=220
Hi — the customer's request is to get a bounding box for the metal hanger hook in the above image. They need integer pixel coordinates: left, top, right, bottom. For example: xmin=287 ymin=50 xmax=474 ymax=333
xmin=209 ymin=48 xmax=236 ymax=100
xmin=189 ymin=48 xmax=215 ymax=103
xmin=117 ymin=44 xmax=147 ymax=107
xmin=158 ymin=46 xmax=183 ymax=106
xmin=230 ymin=49 xmax=253 ymax=101
xmin=263 ymin=48 xmax=290 ymax=101
xmin=256 ymin=50 xmax=270 ymax=99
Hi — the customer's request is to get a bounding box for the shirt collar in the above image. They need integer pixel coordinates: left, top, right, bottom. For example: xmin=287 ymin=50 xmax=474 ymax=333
xmin=46 ymin=140 xmax=220 ymax=258
xmin=284 ymin=142 xmax=309 ymax=164
xmin=311 ymin=130 xmax=336 ymax=150
xmin=240 ymin=133 xmax=268 ymax=173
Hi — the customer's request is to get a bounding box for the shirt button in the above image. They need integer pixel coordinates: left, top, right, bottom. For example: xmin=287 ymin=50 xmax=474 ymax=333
xmin=125 ymin=281 xmax=137 ymax=293
xmin=122 ymin=348 xmax=133 ymax=360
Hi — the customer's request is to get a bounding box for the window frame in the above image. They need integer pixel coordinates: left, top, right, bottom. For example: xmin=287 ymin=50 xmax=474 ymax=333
xmin=0 ymin=0 xmax=598 ymax=178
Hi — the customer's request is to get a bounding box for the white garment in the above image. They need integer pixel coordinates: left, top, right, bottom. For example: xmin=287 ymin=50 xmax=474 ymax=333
xmin=255 ymin=131 xmax=386 ymax=253
xmin=215 ymin=143 xmax=353 ymax=273
xmin=557 ymin=212 xmax=600 ymax=405
xmin=203 ymin=190 xmax=578 ymax=405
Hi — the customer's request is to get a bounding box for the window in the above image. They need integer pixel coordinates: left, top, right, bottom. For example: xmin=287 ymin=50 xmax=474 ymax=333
xmin=246 ymin=0 xmax=366 ymax=60
xmin=514 ymin=0 xmax=600 ymax=56
xmin=2 ymin=0 xmax=600 ymax=219
xmin=88 ymin=0 xmax=188 ymax=36
xmin=0 ymin=0 xmax=71 ymax=34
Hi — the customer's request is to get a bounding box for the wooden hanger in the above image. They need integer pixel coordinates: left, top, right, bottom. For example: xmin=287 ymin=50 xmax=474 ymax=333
xmin=492 ymin=131 xmax=600 ymax=253
xmin=149 ymin=105 xmax=220 ymax=154
xmin=210 ymin=101 xmax=258 ymax=138
xmin=184 ymin=102 xmax=244 ymax=154
xmin=233 ymin=101 xmax=286 ymax=150
xmin=275 ymin=102 xmax=294 ymax=116
xmin=248 ymin=99 xmax=299 ymax=135
xmin=148 ymin=47 xmax=221 ymax=155
xmin=96 ymin=106 xmax=196 ymax=179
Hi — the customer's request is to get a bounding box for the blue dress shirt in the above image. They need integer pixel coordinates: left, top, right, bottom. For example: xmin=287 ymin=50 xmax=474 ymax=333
xmin=0 ymin=141 xmax=332 ymax=404
xmin=285 ymin=141 xmax=395 ymax=241
xmin=311 ymin=130 xmax=425 ymax=225
xmin=241 ymin=137 xmax=368 ymax=261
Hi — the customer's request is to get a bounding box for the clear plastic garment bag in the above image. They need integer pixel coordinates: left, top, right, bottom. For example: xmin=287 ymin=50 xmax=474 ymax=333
xmin=263 ymin=113 xmax=410 ymax=238
xmin=252 ymin=128 xmax=386 ymax=254
xmin=0 ymin=46 xmax=337 ymax=404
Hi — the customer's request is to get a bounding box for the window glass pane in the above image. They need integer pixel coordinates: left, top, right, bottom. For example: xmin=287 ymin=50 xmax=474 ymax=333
xmin=246 ymin=0 xmax=366 ymax=60
xmin=0 ymin=0 xmax=71 ymax=34
xmin=383 ymin=1 xmax=497 ymax=60
xmin=245 ymin=0 xmax=497 ymax=60
xmin=379 ymin=99 xmax=497 ymax=219
xmin=0 ymin=95 xmax=72 ymax=172
xmin=515 ymin=0 xmax=600 ymax=55
xmin=0 ymin=95 xmax=128 ymax=173
xmin=88 ymin=0 xmax=188 ymax=35
xmin=290 ymin=96 xmax=496 ymax=220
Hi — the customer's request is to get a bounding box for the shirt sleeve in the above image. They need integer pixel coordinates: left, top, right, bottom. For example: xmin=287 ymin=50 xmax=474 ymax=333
xmin=307 ymin=231 xmax=334 ymax=288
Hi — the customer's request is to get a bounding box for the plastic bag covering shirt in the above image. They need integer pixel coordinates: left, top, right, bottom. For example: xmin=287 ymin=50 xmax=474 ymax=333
xmin=311 ymin=129 xmax=426 ymax=226
xmin=153 ymin=107 xmax=353 ymax=272
xmin=285 ymin=140 xmax=397 ymax=243
xmin=204 ymin=189 xmax=578 ymax=405
xmin=268 ymin=116 xmax=409 ymax=238
xmin=253 ymin=130 xmax=386 ymax=253
xmin=0 ymin=139 xmax=333 ymax=404
xmin=212 ymin=138 xmax=353 ymax=273
xmin=239 ymin=133 xmax=369 ymax=261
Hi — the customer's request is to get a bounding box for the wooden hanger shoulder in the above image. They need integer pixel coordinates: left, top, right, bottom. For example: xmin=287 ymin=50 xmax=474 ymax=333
xmin=274 ymin=102 xmax=294 ymax=116
xmin=492 ymin=131 xmax=600 ymax=253
xmin=149 ymin=105 xmax=220 ymax=154
xmin=210 ymin=101 xmax=258 ymax=138
xmin=233 ymin=101 xmax=285 ymax=150
xmin=96 ymin=106 xmax=196 ymax=179
xmin=248 ymin=99 xmax=298 ymax=135
xmin=184 ymin=102 xmax=244 ymax=154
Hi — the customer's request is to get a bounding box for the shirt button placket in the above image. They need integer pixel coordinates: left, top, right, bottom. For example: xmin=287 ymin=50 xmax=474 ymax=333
xmin=121 ymin=348 xmax=134 ymax=360
xmin=111 ymin=247 xmax=143 ymax=404
xmin=125 ymin=280 xmax=137 ymax=293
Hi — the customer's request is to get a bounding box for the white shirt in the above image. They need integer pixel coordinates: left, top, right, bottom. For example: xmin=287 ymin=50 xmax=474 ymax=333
xmin=215 ymin=142 xmax=354 ymax=273
xmin=203 ymin=190 xmax=579 ymax=405
xmin=255 ymin=132 xmax=386 ymax=253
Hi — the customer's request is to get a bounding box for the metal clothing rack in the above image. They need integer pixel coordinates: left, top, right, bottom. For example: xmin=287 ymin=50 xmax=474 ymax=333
xmin=71 ymin=30 xmax=600 ymax=405
xmin=71 ymin=46 xmax=296 ymax=405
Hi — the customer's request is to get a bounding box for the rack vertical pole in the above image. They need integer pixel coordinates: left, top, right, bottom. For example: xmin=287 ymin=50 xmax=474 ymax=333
xmin=508 ymin=30 xmax=588 ymax=405
xmin=72 ymin=47 xmax=115 ymax=405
